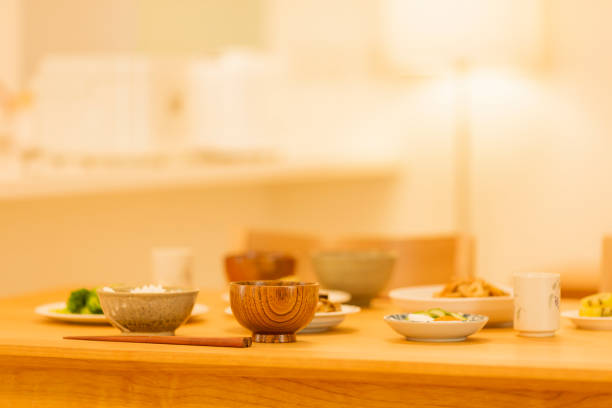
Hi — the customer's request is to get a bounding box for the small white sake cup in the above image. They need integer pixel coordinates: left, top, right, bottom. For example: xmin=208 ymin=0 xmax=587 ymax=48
xmin=151 ymin=247 xmax=194 ymax=288
xmin=513 ymin=272 xmax=560 ymax=337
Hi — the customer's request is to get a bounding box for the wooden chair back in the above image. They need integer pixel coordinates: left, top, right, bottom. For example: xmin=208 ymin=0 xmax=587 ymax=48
xmin=601 ymin=236 xmax=612 ymax=293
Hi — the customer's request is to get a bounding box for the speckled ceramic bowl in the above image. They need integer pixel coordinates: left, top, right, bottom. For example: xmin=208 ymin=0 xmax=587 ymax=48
xmin=312 ymin=251 xmax=395 ymax=307
xmin=97 ymin=287 xmax=199 ymax=336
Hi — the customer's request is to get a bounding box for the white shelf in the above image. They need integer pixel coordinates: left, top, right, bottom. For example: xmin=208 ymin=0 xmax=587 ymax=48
xmin=0 ymin=158 xmax=400 ymax=200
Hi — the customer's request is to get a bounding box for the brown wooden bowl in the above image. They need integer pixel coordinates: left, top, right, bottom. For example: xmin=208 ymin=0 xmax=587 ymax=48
xmin=224 ymin=251 xmax=296 ymax=282
xmin=230 ymin=281 xmax=319 ymax=343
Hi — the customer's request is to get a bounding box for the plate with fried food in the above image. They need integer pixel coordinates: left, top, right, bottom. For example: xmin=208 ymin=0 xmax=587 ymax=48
xmin=225 ymin=293 xmax=360 ymax=333
xmin=389 ymin=279 xmax=513 ymax=326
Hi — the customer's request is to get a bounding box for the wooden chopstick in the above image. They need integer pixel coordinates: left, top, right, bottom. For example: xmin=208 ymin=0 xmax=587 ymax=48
xmin=64 ymin=335 xmax=252 ymax=348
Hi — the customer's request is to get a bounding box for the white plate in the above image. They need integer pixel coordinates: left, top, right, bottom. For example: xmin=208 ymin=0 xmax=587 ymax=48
xmin=221 ymin=289 xmax=351 ymax=304
xmin=35 ymin=302 xmax=209 ymax=324
xmin=562 ymin=310 xmax=612 ymax=330
xmin=384 ymin=313 xmax=488 ymax=342
xmin=224 ymin=304 xmax=360 ymax=333
xmin=389 ymin=284 xmax=513 ymax=326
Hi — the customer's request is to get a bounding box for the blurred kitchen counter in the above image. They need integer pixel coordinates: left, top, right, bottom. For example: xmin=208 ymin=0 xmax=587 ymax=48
xmin=1 ymin=289 xmax=611 ymax=407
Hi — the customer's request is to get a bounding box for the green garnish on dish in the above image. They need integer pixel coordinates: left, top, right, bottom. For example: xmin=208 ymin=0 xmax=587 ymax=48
xmin=404 ymin=308 xmax=467 ymax=322
xmin=58 ymin=288 xmax=104 ymax=314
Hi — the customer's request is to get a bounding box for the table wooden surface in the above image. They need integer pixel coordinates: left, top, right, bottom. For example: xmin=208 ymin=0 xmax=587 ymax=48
xmin=1 ymin=289 xmax=611 ymax=407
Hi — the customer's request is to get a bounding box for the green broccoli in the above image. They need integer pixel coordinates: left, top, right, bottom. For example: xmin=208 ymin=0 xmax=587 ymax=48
xmin=86 ymin=290 xmax=103 ymax=314
xmin=66 ymin=288 xmax=90 ymax=313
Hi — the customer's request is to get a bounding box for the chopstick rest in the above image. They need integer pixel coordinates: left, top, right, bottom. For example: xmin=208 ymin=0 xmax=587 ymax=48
xmin=64 ymin=335 xmax=252 ymax=348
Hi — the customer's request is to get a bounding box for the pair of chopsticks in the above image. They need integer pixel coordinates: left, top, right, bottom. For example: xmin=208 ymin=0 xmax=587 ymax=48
xmin=64 ymin=335 xmax=252 ymax=348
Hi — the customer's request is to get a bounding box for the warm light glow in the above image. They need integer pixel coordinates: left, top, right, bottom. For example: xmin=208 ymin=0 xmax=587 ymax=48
xmin=468 ymin=70 xmax=535 ymax=106
xmin=382 ymin=0 xmax=545 ymax=75
xmin=0 ymin=0 xmax=611 ymax=301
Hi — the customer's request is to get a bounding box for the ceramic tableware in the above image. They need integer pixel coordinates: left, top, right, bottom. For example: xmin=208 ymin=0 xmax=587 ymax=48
xmin=562 ymin=310 xmax=612 ymax=330
xmin=513 ymin=272 xmax=560 ymax=337
xmin=318 ymin=289 xmax=352 ymax=304
xmin=224 ymin=251 xmax=296 ymax=282
xmin=230 ymin=281 xmax=319 ymax=343
xmin=389 ymin=284 xmax=513 ymax=326
xmin=311 ymin=250 xmax=395 ymax=307
xmin=225 ymin=304 xmax=360 ymax=333
xmin=35 ymin=302 xmax=208 ymax=324
xmin=384 ymin=313 xmax=488 ymax=342
xmin=300 ymin=304 xmax=361 ymax=333
xmin=97 ymin=286 xmax=199 ymax=335
xmin=152 ymin=247 xmax=194 ymax=287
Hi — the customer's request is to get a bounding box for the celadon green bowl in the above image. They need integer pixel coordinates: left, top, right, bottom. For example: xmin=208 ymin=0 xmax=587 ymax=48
xmin=311 ymin=251 xmax=395 ymax=307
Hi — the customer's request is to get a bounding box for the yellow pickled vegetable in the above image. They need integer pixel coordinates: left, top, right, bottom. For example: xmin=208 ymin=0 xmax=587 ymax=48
xmin=579 ymin=293 xmax=612 ymax=317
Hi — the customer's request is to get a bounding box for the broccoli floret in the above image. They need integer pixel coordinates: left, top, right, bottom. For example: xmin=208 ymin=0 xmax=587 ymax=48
xmin=86 ymin=290 xmax=103 ymax=314
xmin=66 ymin=288 xmax=90 ymax=313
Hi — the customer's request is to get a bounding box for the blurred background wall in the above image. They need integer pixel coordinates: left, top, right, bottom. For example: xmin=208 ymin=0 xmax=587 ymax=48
xmin=471 ymin=0 xmax=612 ymax=292
xmin=0 ymin=0 xmax=20 ymax=88
xmin=1 ymin=0 xmax=611 ymax=296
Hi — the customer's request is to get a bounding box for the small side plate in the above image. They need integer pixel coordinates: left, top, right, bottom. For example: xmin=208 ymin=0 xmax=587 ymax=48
xmin=384 ymin=313 xmax=488 ymax=342
xmin=35 ymin=302 xmax=209 ymax=324
xmin=562 ymin=310 xmax=612 ymax=330
xmin=225 ymin=304 xmax=360 ymax=333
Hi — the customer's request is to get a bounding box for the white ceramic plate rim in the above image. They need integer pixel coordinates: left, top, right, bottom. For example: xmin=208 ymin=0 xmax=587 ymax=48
xmin=562 ymin=310 xmax=612 ymax=320
xmin=384 ymin=313 xmax=489 ymax=325
xmin=35 ymin=302 xmax=209 ymax=322
xmin=389 ymin=284 xmax=513 ymax=302
xmin=224 ymin=304 xmax=360 ymax=317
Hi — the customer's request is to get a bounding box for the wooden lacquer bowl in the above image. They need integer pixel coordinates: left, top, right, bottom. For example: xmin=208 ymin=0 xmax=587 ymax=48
xmin=230 ymin=281 xmax=319 ymax=343
xmin=224 ymin=251 xmax=296 ymax=282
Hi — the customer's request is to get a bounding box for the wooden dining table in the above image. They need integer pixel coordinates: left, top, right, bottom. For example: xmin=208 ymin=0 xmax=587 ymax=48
xmin=1 ymin=288 xmax=611 ymax=407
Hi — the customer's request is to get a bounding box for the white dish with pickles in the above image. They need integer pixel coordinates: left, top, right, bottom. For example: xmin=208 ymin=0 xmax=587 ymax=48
xmin=384 ymin=308 xmax=488 ymax=342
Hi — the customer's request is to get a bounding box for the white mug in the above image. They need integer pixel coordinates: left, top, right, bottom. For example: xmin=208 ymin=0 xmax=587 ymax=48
xmin=513 ymin=272 xmax=560 ymax=337
xmin=151 ymin=247 xmax=194 ymax=288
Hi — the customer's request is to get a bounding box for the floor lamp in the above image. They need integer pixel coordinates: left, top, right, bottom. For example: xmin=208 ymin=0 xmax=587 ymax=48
xmin=381 ymin=0 xmax=544 ymax=276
